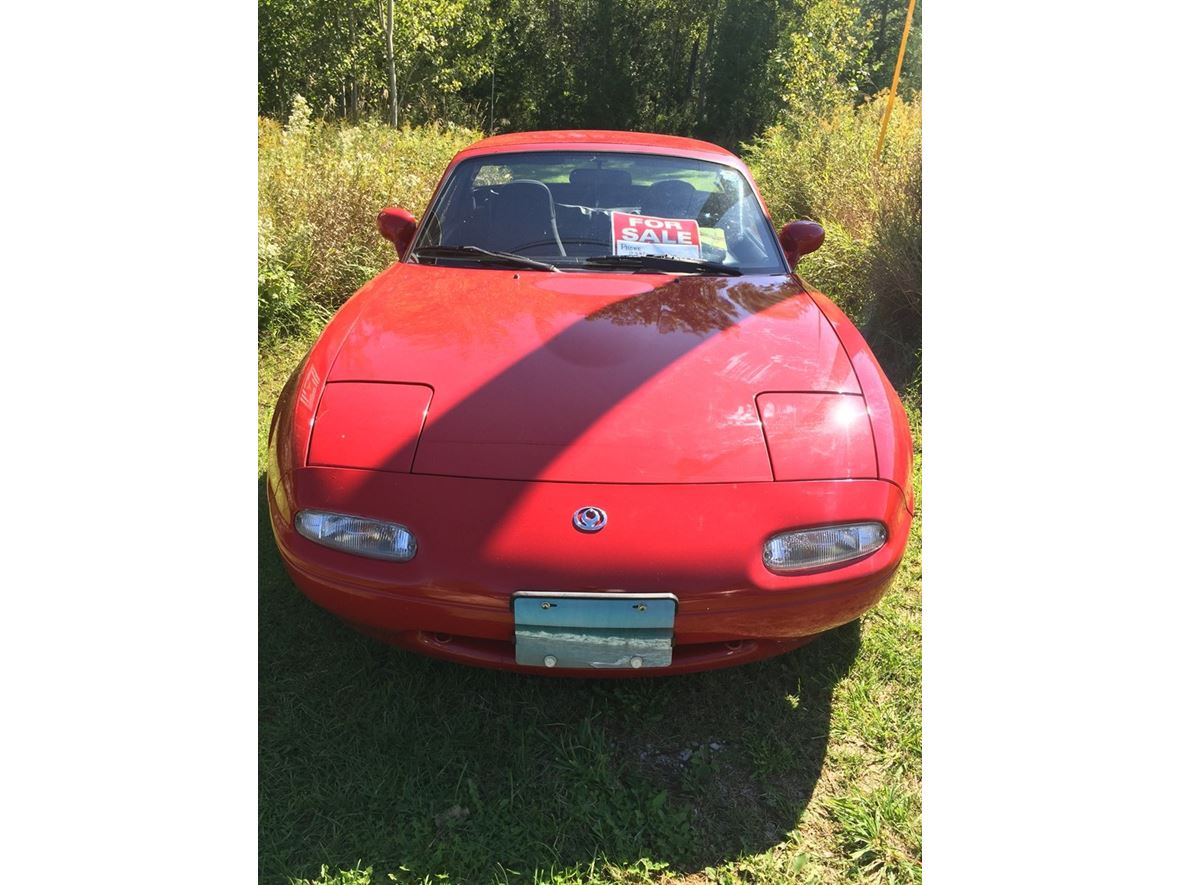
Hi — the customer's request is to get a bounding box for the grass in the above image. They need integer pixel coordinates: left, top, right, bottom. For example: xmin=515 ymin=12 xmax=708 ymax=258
xmin=258 ymin=341 xmax=922 ymax=884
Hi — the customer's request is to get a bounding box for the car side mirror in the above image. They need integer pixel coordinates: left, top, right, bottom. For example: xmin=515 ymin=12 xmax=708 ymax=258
xmin=778 ymin=220 xmax=825 ymax=268
xmin=377 ymin=207 xmax=418 ymax=260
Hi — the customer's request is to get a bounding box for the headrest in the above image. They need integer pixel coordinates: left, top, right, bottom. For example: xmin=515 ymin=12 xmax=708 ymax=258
xmin=569 ymin=168 xmax=633 ymax=189
xmin=647 ymin=179 xmax=695 ymax=202
xmin=490 ymin=179 xmax=555 ymax=212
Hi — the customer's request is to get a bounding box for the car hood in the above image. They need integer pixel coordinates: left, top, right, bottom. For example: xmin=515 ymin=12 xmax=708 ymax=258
xmin=325 ymin=263 xmax=860 ymax=483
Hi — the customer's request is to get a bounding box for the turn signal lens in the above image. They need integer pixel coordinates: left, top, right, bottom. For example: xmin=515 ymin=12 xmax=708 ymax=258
xmin=295 ymin=510 xmax=417 ymax=561
xmin=762 ymin=522 xmax=886 ymax=574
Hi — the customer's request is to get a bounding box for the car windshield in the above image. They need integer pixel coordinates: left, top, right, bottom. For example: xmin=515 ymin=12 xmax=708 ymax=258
xmin=411 ymin=151 xmax=786 ymax=275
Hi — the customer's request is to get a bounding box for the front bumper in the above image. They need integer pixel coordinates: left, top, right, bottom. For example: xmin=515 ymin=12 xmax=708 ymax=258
xmin=268 ymin=466 xmax=911 ymax=675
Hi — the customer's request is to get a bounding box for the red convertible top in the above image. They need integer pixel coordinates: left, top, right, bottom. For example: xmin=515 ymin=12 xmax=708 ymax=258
xmin=455 ymin=129 xmax=741 ymax=164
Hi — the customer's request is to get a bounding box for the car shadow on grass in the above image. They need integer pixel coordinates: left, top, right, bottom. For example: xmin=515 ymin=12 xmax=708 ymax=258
xmin=259 ymin=479 xmax=861 ymax=884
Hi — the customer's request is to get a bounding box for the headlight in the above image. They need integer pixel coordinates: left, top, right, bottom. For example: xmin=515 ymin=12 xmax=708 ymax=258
xmin=762 ymin=522 xmax=886 ymax=574
xmin=295 ymin=510 xmax=417 ymax=561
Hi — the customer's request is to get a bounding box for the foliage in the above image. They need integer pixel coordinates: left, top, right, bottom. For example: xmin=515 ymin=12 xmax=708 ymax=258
xmin=860 ymin=0 xmax=922 ymax=99
xmin=389 ymin=0 xmax=499 ymax=120
xmin=259 ymin=0 xmax=921 ymax=150
xmin=257 ymin=106 xmax=479 ymax=342
xmin=745 ymin=91 xmax=922 ymax=384
xmin=260 ymin=0 xmax=498 ymax=126
xmin=771 ymin=0 xmax=874 ymax=121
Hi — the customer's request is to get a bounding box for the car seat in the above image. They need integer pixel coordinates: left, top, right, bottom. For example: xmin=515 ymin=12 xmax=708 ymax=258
xmin=485 ymin=180 xmax=566 ymax=256
xmin=568 ymin=168 xmax=634 ymax=209
xmin=640 ymin=179 xmax=698 ymax=219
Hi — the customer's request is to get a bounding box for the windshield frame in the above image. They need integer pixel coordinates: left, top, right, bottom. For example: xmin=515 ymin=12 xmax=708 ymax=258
xmin=406 ymin=149 xmax=789 ymax=276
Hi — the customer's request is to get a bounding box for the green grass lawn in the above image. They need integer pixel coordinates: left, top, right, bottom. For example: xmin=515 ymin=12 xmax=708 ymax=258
xmin=259 ymin=339 xmax=922 ymax=885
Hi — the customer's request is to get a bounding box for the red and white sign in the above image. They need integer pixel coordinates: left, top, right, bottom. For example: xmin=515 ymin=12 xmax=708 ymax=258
xmin=610 ymin=212 xmax=701 ymax=259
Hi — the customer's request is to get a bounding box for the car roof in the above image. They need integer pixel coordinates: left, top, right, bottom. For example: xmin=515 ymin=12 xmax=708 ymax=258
xmin=454 ymin=129 xmax=740 ymax=164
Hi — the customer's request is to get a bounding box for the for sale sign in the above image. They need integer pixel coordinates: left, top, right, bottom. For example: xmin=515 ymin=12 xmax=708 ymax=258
xmin=610 ymin=212 xmax=702 ymax=259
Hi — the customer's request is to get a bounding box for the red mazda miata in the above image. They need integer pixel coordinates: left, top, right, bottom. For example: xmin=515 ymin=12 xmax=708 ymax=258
xmin=266 ymin=130 xmax=914 ymax=676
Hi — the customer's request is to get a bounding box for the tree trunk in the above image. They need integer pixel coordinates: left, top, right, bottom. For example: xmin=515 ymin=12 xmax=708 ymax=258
xmin=695 ymin=7 xmax=717 ymax=127
xmin=347 ymin=0 xmax=357 ymax=120
xmin=383 ymin=0 xmax=398 ymax=127
xmin=685 ymin=37 xmax=699 ymax=105
xmin=872 ymin=0 xmax=891 ymax=90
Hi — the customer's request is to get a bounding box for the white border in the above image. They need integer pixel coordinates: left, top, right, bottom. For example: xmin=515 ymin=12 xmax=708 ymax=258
xmin=2 ymin=2 xmax=257 ymax=877
xmin=926 ymin=1 xmax=1180 ymax=880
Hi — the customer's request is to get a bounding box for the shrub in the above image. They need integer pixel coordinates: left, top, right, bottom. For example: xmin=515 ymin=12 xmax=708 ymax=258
xmin=745 ymin=92 xmax=921 ymax=385
xmin=258 ymin=100 xmax=481 ymax=342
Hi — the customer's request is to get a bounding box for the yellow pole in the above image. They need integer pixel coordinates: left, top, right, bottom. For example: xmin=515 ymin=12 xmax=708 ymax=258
xmin=876 ymin=0 xmax=917 ymax=160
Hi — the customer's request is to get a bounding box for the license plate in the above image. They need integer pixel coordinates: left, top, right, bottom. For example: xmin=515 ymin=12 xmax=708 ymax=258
xmin=512 ymin=592 xmax=677 ymax=670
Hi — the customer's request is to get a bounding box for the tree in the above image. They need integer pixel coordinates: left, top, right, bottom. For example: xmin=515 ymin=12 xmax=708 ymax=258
xmin=770 ymin=0 xmax=874 ymax=124
xmin=381 ymin=0 xmax=397 ymax=126
xmin=256 ymin=0 xmax=921 ymax=146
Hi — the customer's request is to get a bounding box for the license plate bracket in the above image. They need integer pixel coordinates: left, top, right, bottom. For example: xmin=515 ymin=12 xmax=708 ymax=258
xmin=512 ymin=591 xmax=677 ymax=670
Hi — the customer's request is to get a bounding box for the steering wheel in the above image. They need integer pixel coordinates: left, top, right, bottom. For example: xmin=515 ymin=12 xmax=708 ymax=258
xmin=506 ymin=236 xmax=567 ymax=257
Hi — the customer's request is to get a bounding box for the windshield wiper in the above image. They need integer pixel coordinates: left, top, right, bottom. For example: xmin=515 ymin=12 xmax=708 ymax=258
xmin=579 ymin=254 xmax=742 ymax=276
xmin=414 ymin=245 xmax=561 ymax=272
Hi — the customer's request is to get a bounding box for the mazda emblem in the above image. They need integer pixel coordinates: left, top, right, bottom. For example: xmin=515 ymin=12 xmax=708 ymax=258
xmin=572 ymin=506 xmax=608 ymax=533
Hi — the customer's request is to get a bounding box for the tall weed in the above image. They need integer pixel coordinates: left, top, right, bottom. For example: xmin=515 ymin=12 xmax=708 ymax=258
xmin=745 ymin=93 xmax=922 ymax=385
xmin=258 ymin=98 xmax=480 ymax=342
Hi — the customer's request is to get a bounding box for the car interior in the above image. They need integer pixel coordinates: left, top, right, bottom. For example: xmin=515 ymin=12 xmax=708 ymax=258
xmin=434 ymin=168 xmax=770 ymax=263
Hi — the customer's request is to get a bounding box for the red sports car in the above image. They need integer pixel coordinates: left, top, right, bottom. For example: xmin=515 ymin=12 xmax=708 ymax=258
xmin=266 ymin=130 xmax=914 ymax=676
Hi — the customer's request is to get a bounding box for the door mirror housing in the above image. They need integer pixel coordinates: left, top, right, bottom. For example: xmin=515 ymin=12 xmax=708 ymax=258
xmin=377 ymin=207 xmax=418 ymax=260
xmin=778 ymin=220 xmax=825 ymax=268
